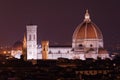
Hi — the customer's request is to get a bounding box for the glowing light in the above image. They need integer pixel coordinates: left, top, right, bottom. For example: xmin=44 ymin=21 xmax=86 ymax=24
xmin=3 ymin=51 xmax=7 ymax=54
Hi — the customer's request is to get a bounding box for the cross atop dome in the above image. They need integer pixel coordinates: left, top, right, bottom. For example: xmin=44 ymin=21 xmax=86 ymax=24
xmin=84 ymin=10 xmax=91 ymax=22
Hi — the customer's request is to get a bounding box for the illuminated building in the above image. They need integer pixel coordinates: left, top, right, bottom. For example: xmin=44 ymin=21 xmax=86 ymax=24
xmin=72 ymin=10 xmax=103 ymax=52
xmin=26 ymin=25 xmax=37 ymax=59
xmin=11 ymin=41 xmax=23 ymax=59
xmin=12 ymin=10 xmax=110 ymax=60
xmin=72 ymin=10 xmax=105 ymax=60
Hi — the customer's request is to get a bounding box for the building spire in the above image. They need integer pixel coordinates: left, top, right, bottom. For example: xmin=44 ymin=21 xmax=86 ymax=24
xmin=23 ymin=33 xmax=27 ymax=48
xmin=84 ymin=10 xmax=91 ymax=22
xmin=23 ymin=33 xmax=27 ymax=61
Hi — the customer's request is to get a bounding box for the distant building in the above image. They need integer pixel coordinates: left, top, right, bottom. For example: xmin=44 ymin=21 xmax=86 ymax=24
xmin=72 ymin=10 xmax=109 ymax=60
xmin=12 ymin=10 xmax=110 ymax=60
xmin=26 ymin=25 xmax=37 ymax=59
xmin=11 ymin=41 xmax=23 ymax=59
xmin=37 ymin=44 xmax=72 ymax=59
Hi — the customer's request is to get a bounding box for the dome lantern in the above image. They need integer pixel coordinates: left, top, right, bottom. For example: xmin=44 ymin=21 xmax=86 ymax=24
xmin=84 ymin=10 xmax=91 ymax=22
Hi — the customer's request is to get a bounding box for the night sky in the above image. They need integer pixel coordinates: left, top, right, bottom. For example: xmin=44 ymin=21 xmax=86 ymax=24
xmin=0 ymin=0 xmax=120 ymax=47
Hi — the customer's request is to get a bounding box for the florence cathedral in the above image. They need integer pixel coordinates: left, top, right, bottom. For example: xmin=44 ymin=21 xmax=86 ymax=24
xmin=11 ymin=10 xmax=110 ymax=60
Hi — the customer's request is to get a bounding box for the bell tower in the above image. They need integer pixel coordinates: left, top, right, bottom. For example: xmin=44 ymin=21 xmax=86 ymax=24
xmin=26 ymin=25 xmax=37 ymax=60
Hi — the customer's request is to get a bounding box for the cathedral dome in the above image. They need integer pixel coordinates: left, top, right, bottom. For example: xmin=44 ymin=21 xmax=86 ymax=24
xmin=73 ymin=10 xmax=103 ymax=40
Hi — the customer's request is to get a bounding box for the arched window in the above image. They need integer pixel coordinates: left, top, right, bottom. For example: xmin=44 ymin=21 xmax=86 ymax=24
xmin=49 ymin=51 xmax=52 ymax=54
xmin=33 ymin=34 xmax=35 ymax=40
xmin=79 ymin=44 xmax=83 ymax=47
xmin=90 ymin=44 xmax=93 ymax=47
xmin=67 ymin=51 xmax=69 ymax=53
xmin=29 ymin=35 xmax=31 ymax=40
xmin=58 ymin=50 xmax=61 ymax=54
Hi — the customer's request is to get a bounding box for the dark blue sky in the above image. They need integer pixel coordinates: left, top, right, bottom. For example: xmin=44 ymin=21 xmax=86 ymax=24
xmin=0 ymin=0 xmax=119 ymax=47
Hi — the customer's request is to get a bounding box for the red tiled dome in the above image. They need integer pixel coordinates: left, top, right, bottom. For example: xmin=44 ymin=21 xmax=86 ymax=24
xmin=73 ymin=10 xmax=103 ymax=40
